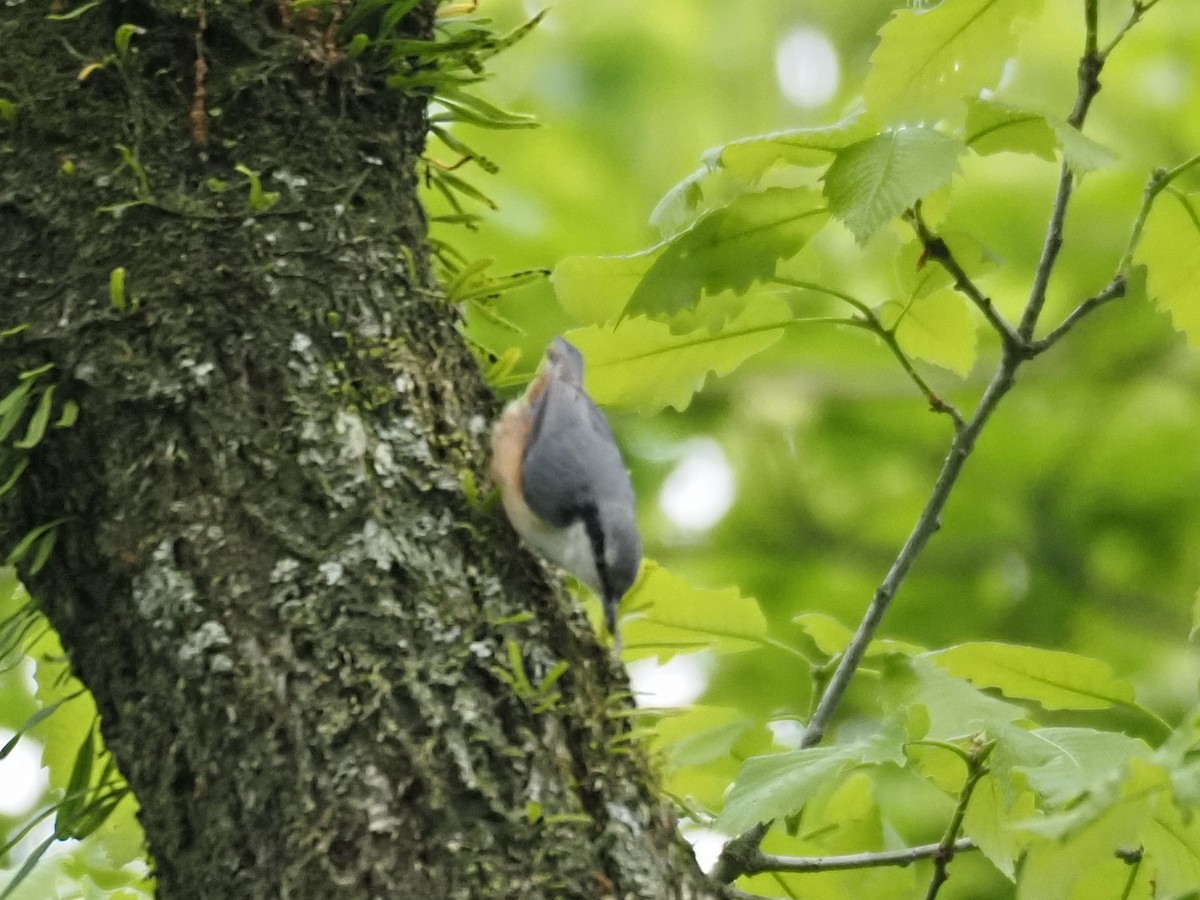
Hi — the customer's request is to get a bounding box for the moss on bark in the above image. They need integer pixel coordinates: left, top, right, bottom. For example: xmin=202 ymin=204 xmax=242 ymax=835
xmin=0 ymin=2 xmax=715 ymax=897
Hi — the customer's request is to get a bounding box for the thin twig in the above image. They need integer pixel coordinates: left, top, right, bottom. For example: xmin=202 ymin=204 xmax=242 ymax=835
xmin=798 ymin=354 xmax=1017 ymax=754
xmin=774 ymin=277 xmax=966 ymax=431
xmin=1027 ymin=275 xmax=1125 ymax=354
xmin=1100 ymin=0 xmax=1163 ymax=61
xmin=1116 ymin=846 xmax=1143 ymax=900
xmin=905 ymin=206 xmax=1023 ymax=354
xmin=744 ymin=837 xmax=977 ymax=875
xmin=923 ymin=739 xmax=992 ymax=900
xmin=1116 ymin=153 xmax=1200 ymax=274
xmin=1031 ymin=151 xmax=1200 ymax=354
xmin=1018 ymin=0 xmax=1104 ymax=340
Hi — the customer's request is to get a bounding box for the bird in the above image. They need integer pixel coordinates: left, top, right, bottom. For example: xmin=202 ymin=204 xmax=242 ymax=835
xmin=491 ymin=337 xmax=641 ymax=649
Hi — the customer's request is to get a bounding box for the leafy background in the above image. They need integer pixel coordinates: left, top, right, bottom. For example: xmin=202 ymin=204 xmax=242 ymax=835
xmin=4 ymin=0 xmax=1200 ymax=897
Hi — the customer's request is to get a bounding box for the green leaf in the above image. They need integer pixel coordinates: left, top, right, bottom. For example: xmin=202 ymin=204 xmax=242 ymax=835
xmin=56 ymin=724 xmax=97 ymax=834
xmin=114 ymin=23 xmax=146 ymax=55
xmin=715 ymin=745 xmax=853 ymax=834
xmin=864 ymin=0 xmax=1044 ymax=124
xmin=1049 ymin=121 xmax=1116 ymax=174
xmin=0 ymin=380 xmax=34 ymax=443
xmin=109 ymin=266 xmax=127 ymax=310
xmin=1019 ymin=758 xmax=1163 ymax=898
xmin=793 ymin=612 xmax=924 ymax=659
xmin=4 ymin=518 xmax=69 ymax=568
xmin=716 ymin=720 xmax=907 ymax=835
xmin=964 ymin=98 xmax=1058 ymax=160
xmin=656 ymin=706 xmax=756 ymax=769
xmin=823 ymin=128 xmax=964 ymax=243
xmin=0 ymin=98 xmax=15 ymax=123
xmin=706 ymin=120 xmax=868 ymax=182
xmin=54 ymin=400 xmax=79 ymax=429
xmin=13 ymin=384 xmax=53 ymax=448
xmin=564 ymin=296 xmax=791 ymax=412
xmin=1016 ymin=727 xmax=1150 ymax=806
xmin=553 ymin=252 xmax=656 ymax=324
xmin=1137 ymin=190 xmax=1200 ymax=344
xmin=929 ymin=642 xmax=1136 ymax=710
xmin=620 ymin=562 xmax=769 ymax=659
xmin=883 ymin=656 xmax=1027 ymax=742
xmin=1192 ymin=586 xmax=1200 ymax=643
xmin=1143 ymin=790 xmax=1200 ymax=896
xmin=963 ymin=773 xmax=1036 ymax=880
xmin=0 ymin=689 xmax=85 ymax=759
xmin=878 ymin=287 xmax=977 ymax=376
xmin=624 ymin=187 xmax=829 ymax=318
xmin=234 ymin=164 xmax=280 ymax=213
xmin=45 ymin=0 xmax=101 ymax=20
xmin=0 ymin=458 xmax=28 ymax=500
xmin=0 ymin=834 xmax=58 ymax=900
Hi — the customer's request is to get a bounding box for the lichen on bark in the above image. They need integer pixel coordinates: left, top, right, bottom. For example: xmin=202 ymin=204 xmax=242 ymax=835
xmin=0 ymin=2 xmax=714 ymax=898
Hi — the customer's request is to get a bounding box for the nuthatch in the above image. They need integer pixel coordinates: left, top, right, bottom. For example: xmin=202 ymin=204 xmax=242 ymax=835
xmin=491 ymin=337 xmax=641 ymax=648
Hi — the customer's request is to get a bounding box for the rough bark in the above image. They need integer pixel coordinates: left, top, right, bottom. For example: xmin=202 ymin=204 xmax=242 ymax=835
xmin=0 ymin=3 xmax=714 ymax=897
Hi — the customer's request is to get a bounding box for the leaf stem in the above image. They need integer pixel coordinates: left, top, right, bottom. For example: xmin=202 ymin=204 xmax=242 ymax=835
xmin=923 ymin=738 xmax=992 ymax=900
xmin=774 ymin=277 xmax=965 ymax=430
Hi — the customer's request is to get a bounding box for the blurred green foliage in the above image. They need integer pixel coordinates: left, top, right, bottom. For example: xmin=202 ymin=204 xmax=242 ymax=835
xmin=447 ymin=0 xmax=1200 ymax=896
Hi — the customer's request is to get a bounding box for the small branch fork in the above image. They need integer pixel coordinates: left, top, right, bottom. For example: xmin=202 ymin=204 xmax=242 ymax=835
xmin=774 ymin=277 xmax=966 ymax=431
xmin=713 ymin=0 xmax=1190 ymax=890
xmin=923 ymin=738 xmax=993 ymax=900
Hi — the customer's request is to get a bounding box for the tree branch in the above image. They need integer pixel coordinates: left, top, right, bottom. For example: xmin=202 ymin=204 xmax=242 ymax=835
xmin=742 ymin=837 xmax=977 ymax=876
xmin=1030 ymin=150 xmax=1200 ymax=355
xmin=905 ymin=206 xmax=1023 ymax=354
xmin=714 ymin=0 xmax=1170 ymax=884
xmin=1018 ymin=0 xmax=1104 ymax=341
xmin=923 ymin=738 xmax=992 ymax=900
xmin=1027 ymin=275 xmax=1125 ymax=354
xmin=774 ymin=277 xmax=966 ymax=431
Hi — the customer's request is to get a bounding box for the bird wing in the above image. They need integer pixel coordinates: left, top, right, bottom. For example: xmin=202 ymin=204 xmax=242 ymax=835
xmin=521 ymin=379 xmax=630 ymax=528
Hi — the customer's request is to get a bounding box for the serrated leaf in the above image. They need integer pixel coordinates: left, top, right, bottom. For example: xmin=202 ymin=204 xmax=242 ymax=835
xmin=878 ymin=287 xmax=977 ymax=376
xmin=793 ymin=612 xmax=924 ymax=658
xmin=1143 ymin=791 xmax=1200 ymax=896
xmin=625 ymin=187 xmax=828 ymax=318
xmin=1015 ymin=727 xmax=1150 ymax=807
xmin=823 ymin=128 xmax=964 ymax=243
xmin=1137 ymin=190 xmax=1200 ymax=343
xmin=620 ymin=563 xmax=768 ymax=659
xmin=963 ymin=774 xmax=1035 ymax=880
xmin=715 ymin=745 xmax=853 ymax=834
xmin=930 ymin=642 xmax=1136 ymax=710
xmin=657 ymin=706 xmax=755 ymax=769
xmin=965 ymin=98 xmax=1058 ymax=160
xmin=565 ymin=296 xmax=791 ymax=413
xmin=884 ymin=656 xmax=1027 ymax=742
xmin=864 ymin=0 xmax=1044 ymax=124
xmin=553 ymin=252 xmax=656 ymax=325
xmin=707 ymin=120 xmax=867 ymax=182
xmin=793 ymin=612 xmax=854 ymax=657
xmin=1050 ymin=121 xmax=1116 ymax=174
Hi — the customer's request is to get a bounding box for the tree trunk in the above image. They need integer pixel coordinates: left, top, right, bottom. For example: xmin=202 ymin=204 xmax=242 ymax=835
xmin=0 ymin=3 xmax=712 ymax=897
